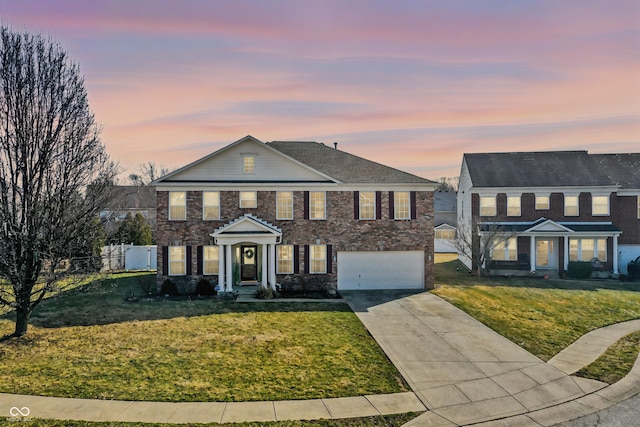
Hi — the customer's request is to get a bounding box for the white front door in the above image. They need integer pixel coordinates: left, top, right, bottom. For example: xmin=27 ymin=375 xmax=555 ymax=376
xmin=536 ymin=238 xmax=558 ymax=270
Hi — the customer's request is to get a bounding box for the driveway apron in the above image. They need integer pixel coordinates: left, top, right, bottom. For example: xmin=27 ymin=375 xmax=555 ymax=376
xmin=341 ymin=291 xmax=605 ymax=426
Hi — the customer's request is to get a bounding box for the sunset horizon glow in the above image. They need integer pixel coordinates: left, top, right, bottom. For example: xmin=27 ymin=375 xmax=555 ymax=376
xmin=2 ymin=1 xmax=638 ymax=180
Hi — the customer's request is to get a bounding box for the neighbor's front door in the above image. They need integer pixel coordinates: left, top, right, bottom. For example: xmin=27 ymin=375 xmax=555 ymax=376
xmin=240 ymin=245 xmax=258 ymax=281
xmin=536 ymin=238 xmax=558 ymax=270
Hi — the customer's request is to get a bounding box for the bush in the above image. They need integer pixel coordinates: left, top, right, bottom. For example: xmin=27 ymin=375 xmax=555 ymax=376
xmin=255 ymin=286 xmax=275 ymax=300
xmin=567 ymin=261 xmax=594 ymax=279
xmin=160 ymin=279 xmax=179 ymax=296
xmin=195 ymin=278 xmax=216 ymax=296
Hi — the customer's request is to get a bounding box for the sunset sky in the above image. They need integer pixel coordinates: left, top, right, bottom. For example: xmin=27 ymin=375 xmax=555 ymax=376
xmin=2 ymin=1 xmax=639 ymax=180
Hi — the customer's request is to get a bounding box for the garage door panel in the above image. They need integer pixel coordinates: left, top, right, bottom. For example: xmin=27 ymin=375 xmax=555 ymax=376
xmin=338 ymin=251 xmax=424 ymax=290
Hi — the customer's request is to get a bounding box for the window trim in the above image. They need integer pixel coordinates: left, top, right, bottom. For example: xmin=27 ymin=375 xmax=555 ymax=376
xmin=359 ymin=191 xmax=376 ymax=220
xmin=479 ymin=195 xmax=496 ymax=217
xmin=535 ymin=194 xmax=550 ymax=210
xmin=276 ymin=191 xmax=294 ymax=220
xmin=569 ymin=238 xmax=607 ymax=262
xmin=309 ymin=244 xmax=327 ymax=274
xmin=507 ymin=195 xmax=521 ymax=217
xmin=591 ymin=195 xmax=610 ymax=216
xmin=435 ymin=228 xmax=456 ymax=240
xmin=169 ymin=191 xmax=186 ymax=221
xmin=638 ymin=196 xmax=640 ymax=219
xmin=309 ymin=191 xmax=326 ymax=220
xmin=203 ymin=245 xmax=219 ymax=275
xmin=242 ymin=154 xmax=255 ymax=174
xmin=169 ymin=246 xmax=186 ymax=276
xmin=239 ymin=191 xmax=257 ymax=208
xmin=202 ymin=191 xmax=220 ymax=220
xmin=394 ymin=191 xmax=411 ymax=220
xmin=277 ymin=245 xmax=294 ymax=274
xmin=491 ymin=237 xmax=518 ymax=261
xmin=564 ymin=195 xmax=579 ymax=217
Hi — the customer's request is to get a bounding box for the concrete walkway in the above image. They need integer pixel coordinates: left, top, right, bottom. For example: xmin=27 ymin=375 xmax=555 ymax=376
xmin=0 ymin=290 xmax=638 ymax=425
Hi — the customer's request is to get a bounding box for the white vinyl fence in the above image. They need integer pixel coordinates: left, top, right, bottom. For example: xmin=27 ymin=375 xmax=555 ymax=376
xmin=101 ymin=244 xmax=157 ymax=272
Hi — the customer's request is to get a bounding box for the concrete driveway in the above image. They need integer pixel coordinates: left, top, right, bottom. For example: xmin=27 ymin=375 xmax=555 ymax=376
xmin=341 ymin=290 xmax=605 ymax=426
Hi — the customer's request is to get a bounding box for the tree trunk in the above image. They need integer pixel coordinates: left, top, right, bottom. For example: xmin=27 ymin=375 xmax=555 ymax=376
xmin=14 ymin=307 xmax=30 ymax=337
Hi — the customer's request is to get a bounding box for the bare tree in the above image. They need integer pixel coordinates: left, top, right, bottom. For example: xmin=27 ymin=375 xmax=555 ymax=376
xmin=0 ymin=27 xmax=118 ymax=337
xmin=436 ymin=176 xmax=459 ymax=192
xmin=129 ymin=161 xmax=171 ymax=186
xmin=452 ymin=215 xmax=517 ymax=277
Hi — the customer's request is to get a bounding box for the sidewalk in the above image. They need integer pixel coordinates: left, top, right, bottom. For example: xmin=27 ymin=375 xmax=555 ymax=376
xmin=0 ymin=290 xmax=638 ymax=426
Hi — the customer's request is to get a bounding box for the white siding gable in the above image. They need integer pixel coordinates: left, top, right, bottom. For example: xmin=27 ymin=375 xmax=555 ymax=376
xmin=165 ymin=138 xmax=330 ymax=183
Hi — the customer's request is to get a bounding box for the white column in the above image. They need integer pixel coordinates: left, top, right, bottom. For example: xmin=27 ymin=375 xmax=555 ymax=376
xmin=269 ymin=243 xmax=277 ymax=289
xmin=613 ymin=235 xmax=619 ymax=274
xmin=261 ymin=244 xmax=268 ymax=288
xmin=225 ymin=245 xmax=233 ymax=292
xmin=530 ymin=236 xmax=536 ymax=272
xmin=218 ymin=244 xmax=225 ymax=290
xmin=564 ymin=236 xmax=569 ymax=271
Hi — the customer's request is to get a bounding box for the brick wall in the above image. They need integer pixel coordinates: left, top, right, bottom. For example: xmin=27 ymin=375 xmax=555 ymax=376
xmin=157 ymin=190 xmax=434 ymax=289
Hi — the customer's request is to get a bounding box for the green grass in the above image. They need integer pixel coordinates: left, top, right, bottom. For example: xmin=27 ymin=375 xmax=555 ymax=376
xmin=576 ymin=331 xmax=640 ymax=384
xmin=432 ymin=254 xmax=640 ymax=362
xmin=0 ymin=273 xmax=407 ymax=402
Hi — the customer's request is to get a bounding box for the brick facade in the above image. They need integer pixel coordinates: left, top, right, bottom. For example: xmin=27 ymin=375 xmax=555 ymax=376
xmin=157 ymin=190 xmax=435 ymax=290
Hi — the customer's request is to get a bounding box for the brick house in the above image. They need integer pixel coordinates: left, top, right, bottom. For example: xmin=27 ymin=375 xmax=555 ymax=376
xmin=458 ymin=151 xmax=640 ymax=276
xmin=153 ymin=135 xmax=437 ymax=291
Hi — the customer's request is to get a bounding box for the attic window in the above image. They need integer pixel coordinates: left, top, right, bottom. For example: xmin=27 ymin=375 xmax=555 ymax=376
xmin=242 ymin=155 xmax=255 ymax=174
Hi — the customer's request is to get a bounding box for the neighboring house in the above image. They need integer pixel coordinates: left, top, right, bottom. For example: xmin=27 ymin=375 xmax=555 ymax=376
xmin=434 ymin=190 xmax=457 ymax=253
xmin=458 ymin=151 xmax=640 ymax=276
xmin=100 ymin=185 xmax=157 ymax=241
xmin=152 ymin=135 xmax=437 ymax=291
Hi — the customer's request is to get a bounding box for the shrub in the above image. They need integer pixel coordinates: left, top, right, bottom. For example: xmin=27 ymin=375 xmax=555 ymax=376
xmin=195 ymin=278 xmax=216 ymax=296
xmin=160 ymin=279 xmax=179 ymax=296
xmin=255 ymin=286 xmax=275 ymax=300
xmin=567 ymin=261 xmax=594 ymax=279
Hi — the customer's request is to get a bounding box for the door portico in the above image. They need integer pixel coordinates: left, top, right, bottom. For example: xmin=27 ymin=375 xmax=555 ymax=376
xmin=211 ymin=214 xmax=282 ymax=292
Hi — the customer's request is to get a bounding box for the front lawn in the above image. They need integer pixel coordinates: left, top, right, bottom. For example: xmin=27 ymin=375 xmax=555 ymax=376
xmin=0 ymin=273 xmax=407 ymax=402
xmin=432 ymin=254 xmax=640 ymax=362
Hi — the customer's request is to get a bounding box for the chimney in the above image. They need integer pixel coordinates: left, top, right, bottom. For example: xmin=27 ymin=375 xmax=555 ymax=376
xmin=334 ymin=142 xmax=338 ymax=150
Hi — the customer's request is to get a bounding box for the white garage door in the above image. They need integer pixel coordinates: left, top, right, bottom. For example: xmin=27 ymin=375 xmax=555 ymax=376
xmin=338 ymin=251 xmax=424 ymax=290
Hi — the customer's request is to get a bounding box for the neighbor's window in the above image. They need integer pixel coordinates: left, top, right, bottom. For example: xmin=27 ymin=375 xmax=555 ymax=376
xmin=277 ymin=191 xmax=293 ymax=220
xmin=592 ymin=195 xmax=609 ymax=216
xmin=277 ymin=245 xmax=294 ymax=274
xmin=203 ymin=246 xmax=219 ymax=275
xmin=359 ymin=191 xmax=376 ymax=220
xmin=394 ymin=191 xmax=410 ymax=219
xmin=309 ymin=191 xmax=326 ymax=220
xmin=507 ymin=196 xmax=521 ymax=217
xmin=169 ymin=192 xmax=186 ymax=220
xmin=564 ymin=195 xmax=579 ymax=216
xmin=569 ymin=238 xmax=607 ymax=262
xmin=435 ymin=228 xmax=456 ymax=240
xmin=239 ymin=191 xmax=257 ymax=208
xmin=638 ymin=196 xmax=640 ymax=219
xmin=480 ymin=196 xmax=496 ymax=216
xmin=310 ymin=245 xmax=326 ymax=273
xmin=243 ymin=155 xmax=255 ymax=174
xmin=169 ymin=246 xmax=186 ymax=275
xmin=203 ymin=191 xmax=220 ymax=220
xmin=535 ymin=195 xmax=550 ymax=210
xmin=492 ymin=237 xmax=517 ymax=261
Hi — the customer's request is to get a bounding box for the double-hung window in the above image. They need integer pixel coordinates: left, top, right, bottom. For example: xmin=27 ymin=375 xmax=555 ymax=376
xmin=203 ymin=192 xmax=220 ymax=220
xmin=277 ymin=245 xmax=294 ymax=274
xmin=277 ymin=192 xmax=293 ymax=220
xmin=242 ymin=155 xmax=255 ymax=174
xmin=569 ymin=238 xmax=607 ymax=261
xmin=535 ymin=195 xmax=550 ymax=210
xmin=394 ymin=191 xmax=410 ymax=219
xmin=359 ymin=191 xmax=375 ymax=220
xmin=480 ymin=196 xmax=496 ymax=216
xmin=203 ymin=246 xmax=219 ymax=275
xmin=592 ymin=195 xmax=609 ymax=216
xmin=565 ymin=195 xmax=579 ymax=216
xmin=240 ymin=191 xmax=257 ymax=208
xmin=169 ymin=246 xmax=186 ymax=275
xmin=169 ymin=192 xmax=186 ymax=220
xmin=310 ymin=245 xmax=326 ymax=273
xmin=309 ymin=191 xmax=326 ymax=220
xmin=507 ymin=196 xmax=521 ymax=217
xmin=491 ymin=237 xmax=517 ymax=261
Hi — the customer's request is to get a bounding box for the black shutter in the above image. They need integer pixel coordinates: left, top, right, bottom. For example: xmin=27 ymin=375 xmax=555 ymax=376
xmin=376 ymin=191 xmax=382 ymax=219
xmin=196 ymin=246 xmax=203 ymax=275
xmin=303 ymin=191 xmax=310 ymax=219
xmin=162 ymin=246 xmax=169 ymax=275
xmin=186 ymin=246 xmax=192 ymax=275
xmin=389 ymin=191 xmax=395 ymax=219
xmin=354 ymin=191 xmax=359 ymax=219
xmin=294 ymin=245 xmax=300 ymax=274
xmin=410 ymin=191 xmax=417 ymax=219
xmin=304 ymin=245 xmax=310 ymax=274
xmin=327 ymin=245 xmax=333 ymax=273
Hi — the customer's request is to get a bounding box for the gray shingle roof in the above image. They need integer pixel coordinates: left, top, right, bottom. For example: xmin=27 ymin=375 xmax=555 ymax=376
xmin=464 ymin=151 xmax=639 ymax=188
xmin=267 ymin=141 xmax=435 ymax=185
